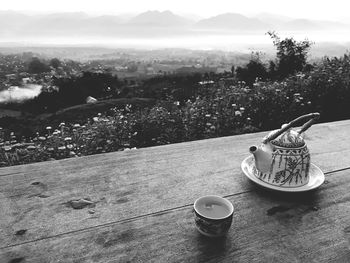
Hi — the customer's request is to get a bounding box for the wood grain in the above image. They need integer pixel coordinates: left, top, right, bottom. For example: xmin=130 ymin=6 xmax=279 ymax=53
xmin=0 ymin=120 xmax=350 ymax=249
xmin=1 ymin=168 xmax=350 ymax=263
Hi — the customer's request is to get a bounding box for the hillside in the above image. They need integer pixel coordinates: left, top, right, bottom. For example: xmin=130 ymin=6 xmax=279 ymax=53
xmin=127 ymin=10 xmax=193 ymax=27
xmin=2 ymin=52 xmax=350 ymax=167
xmin=195 ymin=13 xmax=269 ymax=31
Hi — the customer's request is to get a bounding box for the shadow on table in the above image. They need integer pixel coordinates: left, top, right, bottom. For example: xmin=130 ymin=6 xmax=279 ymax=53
xmin=245 ymin=182 xmax=324 ymax=218
xmin=251 ymin=182 xmax=321 ymax=201
xmin=194 ymin=234 xmax=233 ymax=262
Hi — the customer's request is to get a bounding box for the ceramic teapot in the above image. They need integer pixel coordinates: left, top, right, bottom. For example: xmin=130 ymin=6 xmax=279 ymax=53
xmin=249 ymin=113 xmax=320 ymax=187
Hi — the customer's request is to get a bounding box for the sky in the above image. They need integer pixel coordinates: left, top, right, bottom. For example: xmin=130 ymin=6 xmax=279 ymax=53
xmin=1 ymin=0 xmax=349 ymax=21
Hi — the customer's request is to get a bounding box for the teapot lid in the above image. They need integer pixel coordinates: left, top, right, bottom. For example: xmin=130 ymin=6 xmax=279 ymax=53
xmin=267 ymin=127 xmax=305 ymax=148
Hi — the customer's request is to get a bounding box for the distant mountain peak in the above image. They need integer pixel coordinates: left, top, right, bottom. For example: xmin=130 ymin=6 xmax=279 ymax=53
xmin=131 ymin=10 xmax=177 ymax=18
xmin=195 ymin=13 xmax=269 ymax=30
xmin=216 ymin=12 xmax=248 ymax=18
xmin=127 ymin=10 xmax=192 ymax=27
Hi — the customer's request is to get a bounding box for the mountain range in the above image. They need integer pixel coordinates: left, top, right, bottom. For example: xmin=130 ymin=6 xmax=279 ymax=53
xmin=0 ymin=10 xmax=349 ymax=38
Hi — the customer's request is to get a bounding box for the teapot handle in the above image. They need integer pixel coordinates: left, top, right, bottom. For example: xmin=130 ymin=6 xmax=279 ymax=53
xmin=263 ymin=113 xmax=320 ymax=143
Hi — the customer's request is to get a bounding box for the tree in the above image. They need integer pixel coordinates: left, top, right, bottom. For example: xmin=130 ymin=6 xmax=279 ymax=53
xmin=231 ymin=65 xmax=235 ymax=76
xmin=236 ymin=53 xmax=268 ymax=86
xmin=49 ymin=58 xmax=61 ymax=69
xmin=268 ymin=60 xmax=277 ymax=80
xmin=268 ymin=31 xmax=313 ymax=79
xmin=27 ymin=57 xmax=50 ymax=74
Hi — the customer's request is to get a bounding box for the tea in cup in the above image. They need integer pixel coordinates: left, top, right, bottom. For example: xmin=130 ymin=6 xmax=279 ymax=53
xmin=193 ymin=195 xmax=234 ymax=237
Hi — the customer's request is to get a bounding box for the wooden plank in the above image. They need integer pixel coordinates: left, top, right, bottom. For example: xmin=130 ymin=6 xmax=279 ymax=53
xmin=0 ymin=120 xmax=350 ymax=248
xmin=1 ymin=168 xmax=350 ymax=263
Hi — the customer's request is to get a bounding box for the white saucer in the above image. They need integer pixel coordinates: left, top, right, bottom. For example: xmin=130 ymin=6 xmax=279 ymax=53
xmin=241 ymin=156 xmax=325 ymax=192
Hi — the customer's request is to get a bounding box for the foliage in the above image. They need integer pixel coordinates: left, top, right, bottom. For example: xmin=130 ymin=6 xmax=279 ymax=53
xmin=236 ymin=32 xmax=313 ymax=85
xmin=268 ymin=31 xmax=313 ymax=79
xmin=2 ymin=52 xmax=350 ymax=167
xmin=27 ymin=57 xmax=50 ymax=74
xmin=236 ymin=53 xmax=268 ymax=86
xmin=140 ymin=73 xmax=202 ymax=102
xmin=49 ymin=58 xmax=61 ymax=69
xmin=22 ymin=71 xmax=122 ymax=113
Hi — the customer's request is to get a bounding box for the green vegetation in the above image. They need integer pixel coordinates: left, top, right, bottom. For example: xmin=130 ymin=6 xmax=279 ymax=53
xmin=236 ymin=32 xmax=313 ymax=85
xmin=1 ymin=34 xmax=350 ymax=167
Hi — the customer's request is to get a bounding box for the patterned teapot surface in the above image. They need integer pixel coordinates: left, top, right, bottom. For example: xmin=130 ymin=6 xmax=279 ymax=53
xmin=249 ymin=113 xmax=320 ymax=188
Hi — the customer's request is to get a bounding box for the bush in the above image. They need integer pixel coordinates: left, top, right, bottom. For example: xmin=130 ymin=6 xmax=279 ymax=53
xmin=236 ymin=32 xmax=313 ymax=85
xmin=27 ymin=57 xmax=50 ymax=74
xmin=268 ymin=31 xmax=313 ymax=79
xmin=2 ymin=53 xmax=350 ymax=167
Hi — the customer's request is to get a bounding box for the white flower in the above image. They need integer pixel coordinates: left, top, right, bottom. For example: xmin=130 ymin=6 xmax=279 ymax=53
xmin=27 ymin=145 xmax=36 ymax=150
xmin=235 ymin=111 xmax=242 ymax=116
xmin=66 ymin=144 xmax=74 ymax=150
xmin=4 ymin=146 xmax=12 ymax=151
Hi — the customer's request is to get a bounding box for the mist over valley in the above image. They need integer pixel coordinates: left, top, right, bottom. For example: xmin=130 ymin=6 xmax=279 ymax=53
xmin=1 ymin=10 xmax=350 ymax=56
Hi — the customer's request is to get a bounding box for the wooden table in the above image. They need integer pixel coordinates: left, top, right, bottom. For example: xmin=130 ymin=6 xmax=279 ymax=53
xmin=1 ymin=120 xmax=350 ymax=263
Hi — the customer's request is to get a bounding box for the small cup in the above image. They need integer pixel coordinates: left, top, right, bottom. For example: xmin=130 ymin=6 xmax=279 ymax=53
xmin=193 ymin=195 xmax=234 ymax=237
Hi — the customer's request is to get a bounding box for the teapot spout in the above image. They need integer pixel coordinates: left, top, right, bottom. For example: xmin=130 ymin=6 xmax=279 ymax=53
xmin=249 ymin=145 xmax=258 ymax=154
xmin=249 ymin=144 xmax=273 ymax=173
